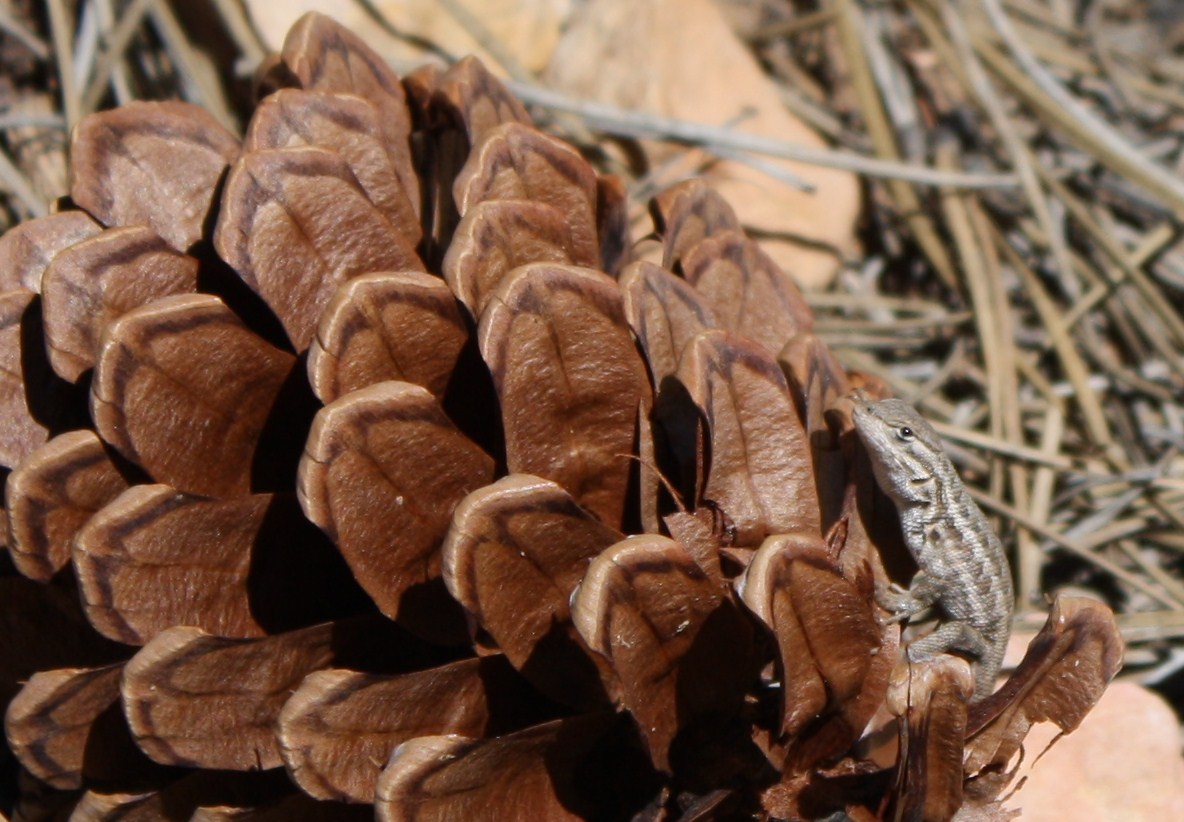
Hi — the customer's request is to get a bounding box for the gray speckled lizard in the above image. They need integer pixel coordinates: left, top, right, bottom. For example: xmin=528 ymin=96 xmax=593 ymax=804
xmin=851 ymin=396 xmax=1013 ymax=701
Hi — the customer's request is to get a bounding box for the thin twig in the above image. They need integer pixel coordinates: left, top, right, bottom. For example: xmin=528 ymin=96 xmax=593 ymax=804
xmin=928 ymin=420 xmax=1075 ymax=471
xmin=79 ymin=0 xmax=152 ymax=118
xmin=209 ymin=0 xmax=267 ymax=66
xmin=146 ymin=0 xmax=238 ymax=133
xmin=46 ymin=0 xmax=80 ymax=129
xmin=0 ymin=147 xmax=48 ymax=217
xmin=833 ymin=0 xmax=958 ymax=288
xmin=0 ymin=114 xmax=66 ymax=130
xmin=0 ymin=6 xmax=50 ymax=59
xmin=938 ymin=0 xmax=1078 ymax=291
xmin=976 ymin=0 xmax=1184 ymax=215
xmin=504 ymin=79 xmax=1022 ymax=190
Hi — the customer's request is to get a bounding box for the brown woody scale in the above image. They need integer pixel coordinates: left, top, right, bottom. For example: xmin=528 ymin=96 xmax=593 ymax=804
xmin=0 ymin=13 xmax=1121 ymax=822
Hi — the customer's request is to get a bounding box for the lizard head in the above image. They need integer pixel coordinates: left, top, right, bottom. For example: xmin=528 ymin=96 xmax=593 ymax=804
xmin=849 ymin=396 xmax=944 ymax=505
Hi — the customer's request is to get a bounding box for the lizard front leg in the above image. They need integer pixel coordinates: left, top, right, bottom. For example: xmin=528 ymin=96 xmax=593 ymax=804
xmin=877 ymin=570 xmax=942 ymax=623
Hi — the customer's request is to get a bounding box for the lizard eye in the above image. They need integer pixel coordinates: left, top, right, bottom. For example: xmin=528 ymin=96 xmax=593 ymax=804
xmin=896 ymin=426 xmax=915 ymax=441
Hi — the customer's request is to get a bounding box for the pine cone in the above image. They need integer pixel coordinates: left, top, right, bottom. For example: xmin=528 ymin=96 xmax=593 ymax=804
xmin=0 ymin=13 xmax=1121 ymax=821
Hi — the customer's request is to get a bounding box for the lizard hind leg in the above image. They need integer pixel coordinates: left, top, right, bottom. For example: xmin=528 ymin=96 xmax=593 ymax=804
xmin=904 ymin=620 xmax=997 ymax=698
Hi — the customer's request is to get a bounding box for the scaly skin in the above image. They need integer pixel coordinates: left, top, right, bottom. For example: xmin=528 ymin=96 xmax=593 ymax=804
xmin=851 ymin=397 xmax=1013 ymax=701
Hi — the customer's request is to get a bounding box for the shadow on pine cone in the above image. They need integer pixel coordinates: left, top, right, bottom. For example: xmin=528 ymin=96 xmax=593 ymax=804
xmin=0 ymin=13 xmax=1122 ymax=822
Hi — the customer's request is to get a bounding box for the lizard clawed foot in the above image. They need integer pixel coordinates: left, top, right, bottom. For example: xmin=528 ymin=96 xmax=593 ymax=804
xmin=876 ymin=582 xmax=922 ymax=624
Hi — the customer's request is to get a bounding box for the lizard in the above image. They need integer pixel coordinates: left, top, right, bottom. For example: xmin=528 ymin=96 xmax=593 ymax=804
xmin=850 ymin=395 xmax=1013 ymax=701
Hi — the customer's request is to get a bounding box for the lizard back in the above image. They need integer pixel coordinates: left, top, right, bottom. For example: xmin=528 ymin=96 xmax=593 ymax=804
xmin=852 ymin=396 xmax=1013 ymax=699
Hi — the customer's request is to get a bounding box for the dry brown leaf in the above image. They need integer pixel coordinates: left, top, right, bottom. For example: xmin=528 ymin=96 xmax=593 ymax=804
xmin=963 ymin=596 xmax=1124 ymax=782
xmin=71 ymin=769 xmax=300 ymax=822
xmin=651 ymin=178 xmax=741 ymax=273
xmin=571 ymin=534 xmax=753 ymax=773
xmin=244 ymin=89 xmax=421 ymax=248
xmin=478 ymin=263 xmax=651 ymax=529
xmin=680 ymin=229 xmax=814 ymax=356
xmin=739 ymin=534 xmax=882 ymax=743
xmin=595 ymin=175 xmax=631 ymax=276
xmin=90 ymin=294 xmax=297 ymax=497
xmin=70 ymin=101 xmax=239 ymax=252
xmin=636 ymin=402 xmax=664 ymax=538
xmin=778 ymin=333 xmax=853 ymax=528
xmin=297 ymin=380 xmax=495 ymax=629
xmin=0 ymin=211 xmax=102 ymax=292
xmin=122 ymin=625 xmax=340 ymax=770
xmin=811 ymin=378 xmax=901 ymax=588
xmin=676 ymin=330 xmax=820 ymax=545
xmin=277 ymin=13 xmax=420 ymax=214
xmin=545 ymin=0 xmax=859 ymax=288
xmin=885 ymin=655 xmax=976 ymax=822
xmin=5 ymin=429 xmax=130 ymax=581
xmin=662 ymin=509 xmax=727 ymax=582
xmin=278 ymin=655 xmax=554 ymax=803
xmin=401 ymin=57 xmax=535 ymax=262
xmin=191 ymin=793 xmax=373 ymax=821
xmin=454 ymin=123 xmax=600 ymax=267
xmin=442 ymin=200 xmax=578 ymax=317
xmin=441 ymin=474 xmax=620 ymax=708
xmin=215 ymin=145 xmax=424 ymax=351
xmin=375 ymin=714 xmax=655 ymax=822
xmin=0 ymin=289 xmax=71 ymax=469
xmin=620 ymin=260 xmax=719 ymax=387
xmin=306 ymin=271 xmax=468 ymax=403
xmin=41 ymin=225 xmax=199 ymax=381
xmin=73 ymin=487 xmax=363 ymax=645
xmin=4 ymin=663 xmax=164 ymax=790
xmin=429 ymin=56 xmax=534 ymax=147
